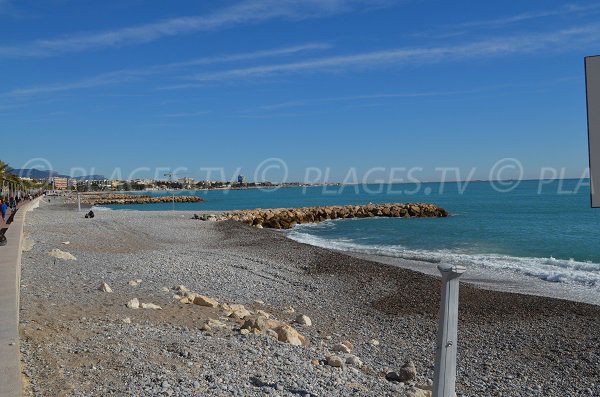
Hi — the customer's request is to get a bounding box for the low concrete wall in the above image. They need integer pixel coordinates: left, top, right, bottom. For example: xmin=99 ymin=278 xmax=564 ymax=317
xmin=0 ymin=198 xmax=41 ymax=397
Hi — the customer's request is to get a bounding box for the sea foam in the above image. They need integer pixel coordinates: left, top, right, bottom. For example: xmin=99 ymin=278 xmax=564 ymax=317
xmin=286 ymin=228 xmax=600 ymax=288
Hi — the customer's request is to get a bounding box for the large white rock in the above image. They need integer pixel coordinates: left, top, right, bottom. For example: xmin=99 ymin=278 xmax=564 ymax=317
xmin=228 ymin=304 xmax=252 ymax=319
xmin=98 ymin=282 xmax=113 ymax=293
xmin=126 ymin=298 xmax=140 ymax=309
xmin=141 ymin=303 xmax=162 ymax=310
xmin=48 ymin=249 xmax=76 ymax=261
xmin=22 ymin=237 xmax=34 ymax=252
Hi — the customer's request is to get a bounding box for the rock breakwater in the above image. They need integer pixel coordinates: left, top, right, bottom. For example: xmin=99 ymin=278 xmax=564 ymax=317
xmin=70 ymin=193 xmax=205 ymax=205
xmin=201 ymin=203 xmax=447 ymax=229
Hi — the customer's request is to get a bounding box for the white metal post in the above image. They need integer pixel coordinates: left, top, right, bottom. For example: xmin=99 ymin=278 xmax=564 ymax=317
xmin=77 ymin=192 xmax=81 ymax=212
xmin=432 ymin=264 xmax=466 ymax=397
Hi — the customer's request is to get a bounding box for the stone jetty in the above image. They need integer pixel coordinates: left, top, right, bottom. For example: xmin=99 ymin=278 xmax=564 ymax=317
xmin=202 ymin=203 xmax=447 ymax=229
xmin=71 ymin=193 xmax=205 ymax=205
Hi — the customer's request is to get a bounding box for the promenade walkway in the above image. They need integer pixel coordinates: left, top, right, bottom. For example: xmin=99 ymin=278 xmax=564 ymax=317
xmin=0 ymin=197 xmax=41 ymax=397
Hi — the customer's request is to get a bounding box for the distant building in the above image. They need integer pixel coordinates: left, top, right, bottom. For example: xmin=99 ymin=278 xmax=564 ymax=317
xmin=53 ymin=177 xmax=68 ymax=190
xmin=237 ymin=175 xmax=245 ymax=184
xmin=178 ymin=177 xmax=195 ymax=189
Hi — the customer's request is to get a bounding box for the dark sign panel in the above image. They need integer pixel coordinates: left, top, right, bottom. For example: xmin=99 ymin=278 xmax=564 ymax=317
xmin=586 ymin=56 xmax=600 ymax=207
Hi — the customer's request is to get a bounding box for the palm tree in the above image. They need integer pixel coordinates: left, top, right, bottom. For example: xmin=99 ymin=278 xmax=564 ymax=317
xmin=1 ymin=160 xmax=28 ymax=197
xmin=0 ymin=160 xmax=9 ymax=184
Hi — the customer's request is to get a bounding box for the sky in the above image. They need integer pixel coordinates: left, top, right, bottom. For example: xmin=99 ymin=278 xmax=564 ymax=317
xmin=1 ymin=0 xmax=599 ymax=183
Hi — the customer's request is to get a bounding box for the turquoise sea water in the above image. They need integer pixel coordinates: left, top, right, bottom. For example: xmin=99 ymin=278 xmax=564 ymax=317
xmin=102 ymin=180 xmax=600 ymax=290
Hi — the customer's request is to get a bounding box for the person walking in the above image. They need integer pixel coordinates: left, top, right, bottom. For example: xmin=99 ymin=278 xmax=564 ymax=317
xmin=1 ymin=199 xmax=7 ymax=223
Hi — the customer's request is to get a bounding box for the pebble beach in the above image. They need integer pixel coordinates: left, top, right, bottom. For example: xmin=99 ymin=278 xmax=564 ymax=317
xmin=19 ymin=199 xmax=600 ymax=396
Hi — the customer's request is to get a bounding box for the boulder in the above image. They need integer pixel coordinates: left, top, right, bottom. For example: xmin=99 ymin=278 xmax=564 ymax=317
xmin=185 ymin=292 xmax=200 ymax=301
xmin=255 ymin=309 xmax=270 ymax=318
xmin=265 ymin=318 xmax=284 ymax=330
xmin=386 ymin=360 xmax=417 ymax=382
xmin=98 ymin=282 xmax=113 ymax=293
xmin=193 ymin=295 xmax=219 ymax=308
xmin=266 ymin=329 xmax=279 ymax=339
xmin=274 ymin=324 xmax=307 ymax=346
xmin=346 ymin=355 xmax=363 ymax=368
xmin=295 ymin=314 xmax=312 ymax=326
xmin=332 ymin=342 xmax=352 ymax=354
xmin=48 ymin=249 xmax=76 ymax=261
xmin=241 ymin=315 xmax=270 ymax=333
xmin=126 ymin=298 xmax=140 ymax=309
xmin=326 ymin=355 xmax=344 ymax=368
xmin=228 ymin=304 xmax=252 ymax=319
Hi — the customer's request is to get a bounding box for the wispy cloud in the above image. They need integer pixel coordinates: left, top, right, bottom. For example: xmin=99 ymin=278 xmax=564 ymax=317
xmin=255 ymin=91 xmax=471 ymax=111
xmin=158 ymin=43 xmax=331 ymax=70
xmin=9 ymin=70 xmax=144 ymax=96
xmin=0 ymin=0 xmax=384 ymax=58
xmin=9 ymin=24 xmax=598 ymax=96
xmin=6 ymin=43 xmax=330 ymax=96
xmin=183 ymin=25 xmax=600 ymax=82
xmin=450 ymin=3 xmax=600 ymax=29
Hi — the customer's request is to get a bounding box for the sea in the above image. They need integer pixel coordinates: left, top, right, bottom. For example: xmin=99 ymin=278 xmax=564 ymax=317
xmin=100 ymin=179 xmax=600 ymax=304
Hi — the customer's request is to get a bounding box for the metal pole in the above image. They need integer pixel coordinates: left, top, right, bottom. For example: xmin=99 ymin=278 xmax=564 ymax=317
xmin=432 ymin=264 xmax=466 ymax=397
xmin=77 ymin=192 xmax=81 ymax=212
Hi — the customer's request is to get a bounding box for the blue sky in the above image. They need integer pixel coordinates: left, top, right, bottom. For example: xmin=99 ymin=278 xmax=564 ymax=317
xmin=1 ymin=0 xmax=599 ymax=182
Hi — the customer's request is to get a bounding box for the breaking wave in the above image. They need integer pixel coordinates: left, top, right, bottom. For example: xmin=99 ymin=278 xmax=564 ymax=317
xmin=286 ymin=228 xmax=600 ymax=287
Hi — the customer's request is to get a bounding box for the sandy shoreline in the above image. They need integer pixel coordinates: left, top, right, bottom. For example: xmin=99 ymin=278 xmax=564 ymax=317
xmin=18 ymin=200 xmax=600 ymax=396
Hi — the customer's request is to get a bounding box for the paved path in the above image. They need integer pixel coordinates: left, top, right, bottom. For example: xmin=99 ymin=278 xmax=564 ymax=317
xmin=0 ymin=198 xmax=41 ymax=397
